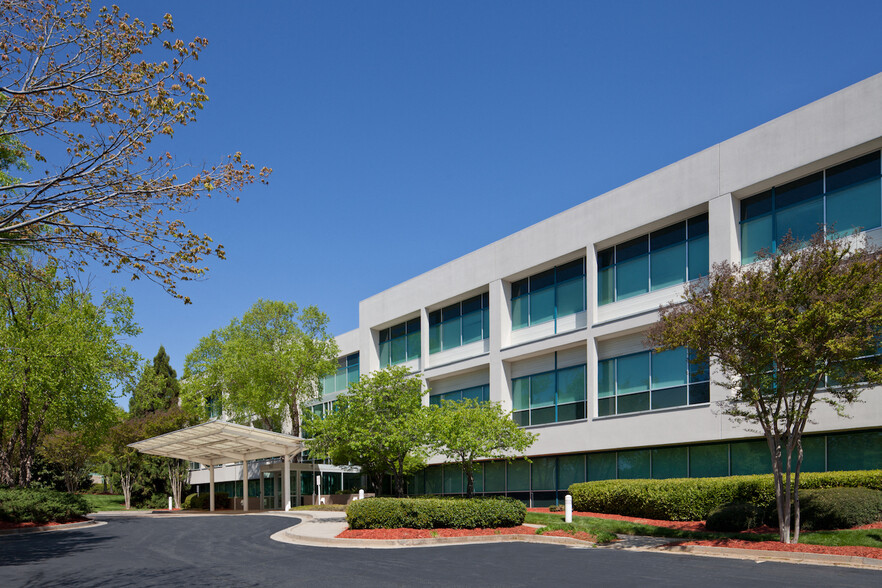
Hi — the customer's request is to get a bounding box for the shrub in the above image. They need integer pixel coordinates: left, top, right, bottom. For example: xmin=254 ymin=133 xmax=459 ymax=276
xmin=214 ymin=492 xmax=230 ymax=509
xmin=346 ymin=497 xmax=526 ymax=529
xmin=569 ymin=470 xmax=882 ymax=521
xmin=183 ymin=493 xmax=205 ymax=510
xmin=705 ymin=502 xmax=766 ymax=532
xmin=0 ymin=487 xmax=92 ymax=523
xmin=767 ymin=487 xmax=882 ymax=530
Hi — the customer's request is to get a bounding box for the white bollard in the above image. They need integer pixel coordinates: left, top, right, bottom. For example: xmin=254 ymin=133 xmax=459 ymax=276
xmin=565 ymin=494 xmax=572 ymax=523
xmin=358 ymin=489 xmax=365 ymax=500
xmin=168 ymin=496 xmax=173 ymax=511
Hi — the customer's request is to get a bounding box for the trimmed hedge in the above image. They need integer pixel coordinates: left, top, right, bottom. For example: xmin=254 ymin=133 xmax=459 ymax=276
xmin=346 ymin=497 xmax=526 ymax=530
xmin=569 ymin=470 xmax=882 ymax=521
xmin=183 ymin=493 xmax=205 ymax=510
xmin=705 ymin=502 xmax=765 ymax=532
xmin=771 ymin=487 xmax=882 ymax=530
xmin=182 ymin=492 xmax=228 ymax=510
xmin=0 ymin=487 xmax=92 ymax=523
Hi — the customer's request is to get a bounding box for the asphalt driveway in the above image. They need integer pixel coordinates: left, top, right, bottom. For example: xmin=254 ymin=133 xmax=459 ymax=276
xmin=0 ymin=515 xmax=878 ymax=587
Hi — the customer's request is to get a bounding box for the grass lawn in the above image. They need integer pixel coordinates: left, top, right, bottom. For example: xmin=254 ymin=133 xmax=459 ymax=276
xmin=290 ymin=504 xmax=347 ymax=512
xmin=80 ymin=494 xmax=151 ymax=512
xmin=525 ymin=512 xmax=882 ymax=548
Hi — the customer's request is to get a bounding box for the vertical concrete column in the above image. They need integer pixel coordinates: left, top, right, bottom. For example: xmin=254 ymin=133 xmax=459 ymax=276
xmin=488 ymin=279 xmax=512 ymax=410
xmin=420 ymin=306 xmax=430 ymax=369
xmin=585 ymin=337 xmax=598 ymax=420
xmin=708 ymin=192 xmax=739 ymax=410
xmin=709 ymin=193 xmax=739 ymax=266
xmin=209 ymin=463 xmax=215 ymax=512
xmin=420 ymin=306 xmax=431 ymax=406
xmin=283 ymin=454 xmax=291 ymax=512
xmin=242 ymin=457 xmax=249 ymax=512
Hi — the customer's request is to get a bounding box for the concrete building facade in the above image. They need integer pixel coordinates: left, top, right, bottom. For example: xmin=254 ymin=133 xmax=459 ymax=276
xmin=194 ymin=74 xmax=882 ymax=506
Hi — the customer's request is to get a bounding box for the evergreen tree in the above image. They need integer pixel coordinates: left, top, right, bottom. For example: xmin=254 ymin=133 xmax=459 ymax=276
xmin=130 ymin=346 xmax=182 ymax=416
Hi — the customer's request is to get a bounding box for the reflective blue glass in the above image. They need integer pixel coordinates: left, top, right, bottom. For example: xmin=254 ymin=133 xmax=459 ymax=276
xmin=650 ymin=242 xmax=686 ymax=290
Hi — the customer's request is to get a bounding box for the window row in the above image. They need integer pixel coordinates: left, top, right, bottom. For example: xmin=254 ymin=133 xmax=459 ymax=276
xmin=322 ymin=352 xmax=359 ymax=395
xmin=378 ymin=319 xmax=421 ymax=367
xmin=597 ymin=347 xmax=709 ymax=417
xmin=741 ymin=150 xmax=882 ymax=263
xmin=406 ymin=429 xmax=882 ymax=502
xmin=512 ymin=364 xmax=586 ymax=426
xmin=429 ymin=293 xmax=489 ymax=354
xmin=597 ymin=214 xmax=709 ymax=306
xmin=511 ymin=258 xmax=585 ymax=330
xmin=429 ymin=384 xmax=489 ymax=406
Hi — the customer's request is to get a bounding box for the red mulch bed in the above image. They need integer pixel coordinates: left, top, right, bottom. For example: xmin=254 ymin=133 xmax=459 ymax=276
xmin=676 ymin=539 xmax=882 ymax=560
xmin=339 ymin=525 xmax=541 ymax=540
xmin=338 ymin=525 xmax=600 ymax=543
xmin=0 ymin=517 xmax=89 ymax=530
xmin=527 ymin=507 xmax=882 ymax=559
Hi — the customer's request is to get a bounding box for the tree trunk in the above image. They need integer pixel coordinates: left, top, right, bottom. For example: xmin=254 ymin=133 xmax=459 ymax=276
xmin=792 ymin=437 xmax=804 ymax=543
xmin=465 ymin=462 xmax=474 ymax=499
xmin=121 ymin=468 xmax=133 ymax=509
xmin=167 ymin=459 xmax=185 ymax=508
xmin=767 ymin=433 xmax=791 ymax=543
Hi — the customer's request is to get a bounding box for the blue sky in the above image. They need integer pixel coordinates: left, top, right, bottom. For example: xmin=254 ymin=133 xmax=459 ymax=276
xmin=101 ymin=0 xmax=882 ymax=407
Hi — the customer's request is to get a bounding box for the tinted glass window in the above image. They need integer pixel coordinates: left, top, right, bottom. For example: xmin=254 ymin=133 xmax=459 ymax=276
xmin=406 ymin=318 xmax=420 ymax=333
xmin=441 ymin=303 xmax=460 ymax=321
xmin=428 ymin=310 xmax=441 ymax=326
xmin=390 ymin=322 xmax=406 ymax=339
xmin=461 ymin=295 xmax=483 ymax=314
xmin=530 ymin=268 xmax=555 ymax=291
xmin=650 ymin=222 xmax=686 ymax=250
xmin=687 ymin=213 xmax=709 ymax=238
xmin=556 ymin=258 xmax=584 ymax=281
xmin=597 ymin=248 xmax=615 ymax=269
xmin=826 ymin=151 xmax=880 ymax=192
xmin=741 ymin=190 xmax=773 ymax=220
xmin=775 ymin=172 xmax=823 ymax=209
xmin=616 ymin=235 xmax=648 ymax=262
xmin=511 ymin=278 xmax=528 ymax=298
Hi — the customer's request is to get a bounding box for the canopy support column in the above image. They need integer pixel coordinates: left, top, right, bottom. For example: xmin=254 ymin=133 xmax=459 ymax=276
xmin=242 ymin=456 xmax=249 ymax=512
xmin=209 ymin=463 xmax=215 ymax=512
xmin=283 ymin=453 xmax=291 ymax=512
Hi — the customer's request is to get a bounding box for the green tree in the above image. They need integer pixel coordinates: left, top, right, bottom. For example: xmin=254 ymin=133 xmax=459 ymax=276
xmin=0 ymin=254 xmax=140 ymax=487
xmin=430 ymin=398 xmax=537 ymax=498
xmin=129 ymin=346 xmax=181 ymax=416
xmin=107 ymin=415 xmax=145 ymax=509
xmin=306 ymin=365 xmax=430 ymax=497
xmin=39 ymin=429 xmax=93 ymax=493
xmin=648 ymin=232 xmax=882 ymax=544
xmin=0 ymin=0 xmax=270 ymax=301
xmin=182 ymin=300 xmax=338 ymax=437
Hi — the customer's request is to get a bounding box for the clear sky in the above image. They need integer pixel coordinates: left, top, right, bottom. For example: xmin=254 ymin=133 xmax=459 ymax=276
xmin=100 ymin=0 xmax=882 ymax=408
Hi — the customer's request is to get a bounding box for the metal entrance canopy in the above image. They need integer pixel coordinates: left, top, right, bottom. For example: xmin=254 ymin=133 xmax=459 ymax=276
xmin=129 ymin=419 xmax=304 ymax=512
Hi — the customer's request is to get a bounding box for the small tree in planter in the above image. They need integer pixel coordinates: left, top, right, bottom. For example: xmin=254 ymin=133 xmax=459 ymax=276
xmin=430 ymin=399 xmax=537 ymax=498
xmin=648 ymin=231 xmax=882 ymax=543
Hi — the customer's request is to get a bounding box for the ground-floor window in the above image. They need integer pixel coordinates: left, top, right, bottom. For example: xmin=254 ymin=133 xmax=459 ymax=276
xmin=407 ymin=429 xmax=882 ymax=506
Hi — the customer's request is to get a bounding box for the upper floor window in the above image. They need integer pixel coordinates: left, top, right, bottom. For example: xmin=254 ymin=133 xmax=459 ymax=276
xmin=740 ymin=151 xmax=882 ymax=264
xmin=379 ymin=320 xmax=420 ymax=367
xmin=429 ymin=384 xmax=489 ymax=406
xmin=597 ymin=347 xmax=709 ymax=417
xmin=511 ymin=258 xmax=585 ymax=330
xmin=429 ymin=293 xmax=489 ymax=353
xmin=597 ymin=214 xmax=708 ymax=306
xmin=322 ymin=352 xmax=359 ymax=395
xmin=512 ymin=364 xmax=586 ymax=426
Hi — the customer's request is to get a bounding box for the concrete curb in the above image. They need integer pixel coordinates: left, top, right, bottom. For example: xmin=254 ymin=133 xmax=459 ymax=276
xmin=656 ymin=543 xmax=882 ymax=570
xmin=0 ymin=518 xmax=105 ymax=536
xmin=274 ymin=513 xmax=882 ymax=568
xmin=275 ymin=513 xmax=594 ymax=550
